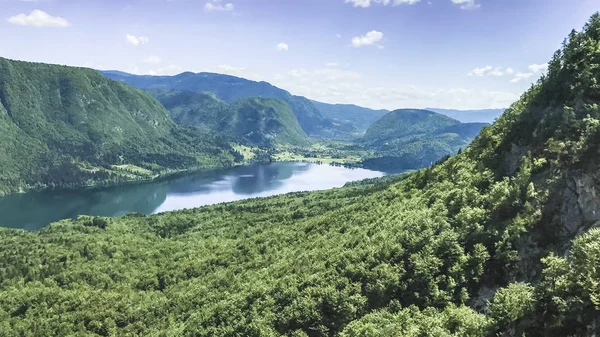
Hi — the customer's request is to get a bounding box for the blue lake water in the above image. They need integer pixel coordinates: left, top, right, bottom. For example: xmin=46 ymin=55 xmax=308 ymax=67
xmin=0 ymin=162 xmax=384 ymax=230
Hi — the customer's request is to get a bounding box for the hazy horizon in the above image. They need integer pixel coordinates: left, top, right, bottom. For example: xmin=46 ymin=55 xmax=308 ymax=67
xmin=3 ymin=0 xmax=597 ymax=110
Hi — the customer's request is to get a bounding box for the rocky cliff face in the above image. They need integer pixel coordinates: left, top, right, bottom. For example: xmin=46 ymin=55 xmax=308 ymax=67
xmin=561 ymin=171 xmax=600 ymax=238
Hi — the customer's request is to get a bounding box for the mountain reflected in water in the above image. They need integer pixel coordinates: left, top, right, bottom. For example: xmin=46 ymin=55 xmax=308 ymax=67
xmin=0 ymin=162 xmax=383 ymax=230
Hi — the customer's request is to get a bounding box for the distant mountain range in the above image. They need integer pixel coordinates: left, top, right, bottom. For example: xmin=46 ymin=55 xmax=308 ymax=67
xmin=102 ymin=70 xmax=501 ymax=134
xmin=101 ymin=70 xmax=493 ymax=171
xmin=101 ymin=71 xmax=334 ymax=137
xmin=425 ymin=108 xmax=505 ymax=123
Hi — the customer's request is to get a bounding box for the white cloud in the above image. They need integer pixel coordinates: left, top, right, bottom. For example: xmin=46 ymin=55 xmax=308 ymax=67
xmin=148 ymin=64 xmax=184 ymax=76
xmin=215 ymin=65 xmax=248 ymax=74
xmin=467 ymin=65 xmax=492 ymax=77
xmin=468 ymin=66 xmax=514 ymax=77
xmin=451 ymin=0 xmax=480 ymax=9
xmin=528 ymin=63 xmax=548 ymax=73
xmin=345 ymin=0 xmax=422 ymax=7
xmin=488 ymin=68 xmax=504 ymax=77
xmin=7 ymin=10 xmax=70 ymax=27
xmin=276 ymin=43 xmax=289 ymax=52
xmin=326 ymin=62 xmax=339 ymax=67
xmin=204 ymin=0 xmax=234 ymax=11
xmin=509 ymin=72 xmax=534 ymax=83
xmin=143 ymin=56 xmax=162 ymax=64
xmin=508 ymin=63 xmax=548 ymax=83
xmin=126 ymin=34 xmax=149 ymax=46
xmin=351 ymin=30 xmax=383 ymax=48
xmin=209 ymin=65 xmax=262 ymax=81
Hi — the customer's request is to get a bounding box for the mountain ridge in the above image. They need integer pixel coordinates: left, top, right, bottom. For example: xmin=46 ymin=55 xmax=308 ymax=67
xmin=101 ymin=70 xmax=333 ymax=136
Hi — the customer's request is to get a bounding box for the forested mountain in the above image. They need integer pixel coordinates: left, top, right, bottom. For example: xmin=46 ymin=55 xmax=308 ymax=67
xmin=220 ymin=97 xmax=308 ymax=147
xmin=361 ymin=109 xmax=487 ymax=171
xmin=0 ymin=58 xmax=239 ymax=195
xmin=149 ymin=90 xmax=307 ymax=147
xmin=362 ymin=109 xmax=460 ymax=145
xmin=1 ymin=13 xmax=600 ymax=337
xmin=427 ymin=107 xmax=505 ymax=123
xmin=310 ymin=100 xmax=389 ymax=131
xmin=101 ymin=71 xmax=333 ymax=135
xmin=148 ymin=90 xmax=228 ymax=129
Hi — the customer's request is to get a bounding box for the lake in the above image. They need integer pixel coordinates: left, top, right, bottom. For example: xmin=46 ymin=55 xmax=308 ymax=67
xmin=0 ymin=162 xmax=384 ymax=230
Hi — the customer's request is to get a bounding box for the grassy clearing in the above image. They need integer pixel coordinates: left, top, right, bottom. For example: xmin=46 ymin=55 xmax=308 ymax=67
xmin=111 ymin=164 xmax=155 ymax=176
xmin=232 ymin=144 xmax=257 ymax=161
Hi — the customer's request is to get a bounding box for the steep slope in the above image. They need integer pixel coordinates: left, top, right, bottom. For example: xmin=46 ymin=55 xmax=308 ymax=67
xmin=101 ymin=71 xmax=332 ymax=135
xmin=311 ymin=100 xmax=389 ymax=131
xmin=219 ymin=97 xmax=308 ymax=147
xmin=427 ymin=107 xmax=505 ymax=123
xmin=148 ymin=90 xmax=228 ymax=129
xmin=0 ymin=58 xmax=237 ymax=195
xmin=1 ymin=12 xmax=600 ymax=337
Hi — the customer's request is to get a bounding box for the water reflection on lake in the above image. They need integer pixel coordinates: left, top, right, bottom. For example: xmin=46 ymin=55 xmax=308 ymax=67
xmin=0 ymin=162 xmax=384 ymax=230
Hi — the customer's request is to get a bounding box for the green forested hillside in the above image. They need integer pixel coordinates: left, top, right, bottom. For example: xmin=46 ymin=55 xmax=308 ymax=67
xmin=1 ymin=13 xmax=600 ymax=337
xmin=220 ymin=97 xmax=308 ymax=147
xmin=0 ymin=58 xmax=238 ymax=195
xmin=101 ymin=71 xmax=332 ymax=135
xmin=361 ymin=109 xmax=487 ymax=171
xmin=148 ymin=90 xmax=228 ymax=129
xmin=362 ymin=109 xmax=460 ymax=145
xmin=149 ymin=90 xmax=308 ymax=147
xmin=310 ymin=100 xmax=389 ymax=133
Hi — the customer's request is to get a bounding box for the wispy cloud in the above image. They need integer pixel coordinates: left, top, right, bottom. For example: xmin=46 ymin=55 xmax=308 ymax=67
xmin=468 ymin=65 xmax=493 ymax=77
xmin=509 ymin=72 xmax=534 ymax=83
xmin=468 ymin=66 xmax=513 ymax=77
xmin=8 ymin=10 xmax=70 ymax=27
xmin=148 ymin=64 xmax=184 ymax=76
xmin=351 ymin=30 xmax=383 ymax=48
xmin=509 ymin=63 xmax=548 ymax=83
xmin=143 ymin=56 xmax=162 ymax=64
xmin=345 ymin=0 xmax=421 ymax=8
xmin=126 ymin=34 xmax=149 ymax=46
xmin=204 ymin=0 xmax=234 ymax=12
xmin=450 ymin=0 xmax=480 ymax=10
xmin=276 ymin=43 xmax=289 ymax=52
xmin=528 ymin=63 xmax=548 ymax=73
xmin=272 ymin=66 xmax=516 ymax=110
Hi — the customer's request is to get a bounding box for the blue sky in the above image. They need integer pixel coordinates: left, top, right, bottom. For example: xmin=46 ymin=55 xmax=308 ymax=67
xmin=1 ymin=0 xmax=597 ymax=109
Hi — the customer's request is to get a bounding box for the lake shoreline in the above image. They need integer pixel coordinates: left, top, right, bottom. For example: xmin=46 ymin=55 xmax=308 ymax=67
xmin=0 ymin=162 xmax=385 ymax=230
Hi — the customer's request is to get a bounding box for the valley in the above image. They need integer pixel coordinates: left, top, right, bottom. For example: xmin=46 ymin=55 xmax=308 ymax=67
xmin=0 ymin=4 xmax=599 ymax=336
xmin=0 ymin=57 xmax=485 ymax=196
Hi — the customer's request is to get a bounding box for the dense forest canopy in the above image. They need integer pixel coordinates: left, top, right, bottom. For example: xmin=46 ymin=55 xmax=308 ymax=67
xmin=1 ymin=13 xmax=600 ymax=336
